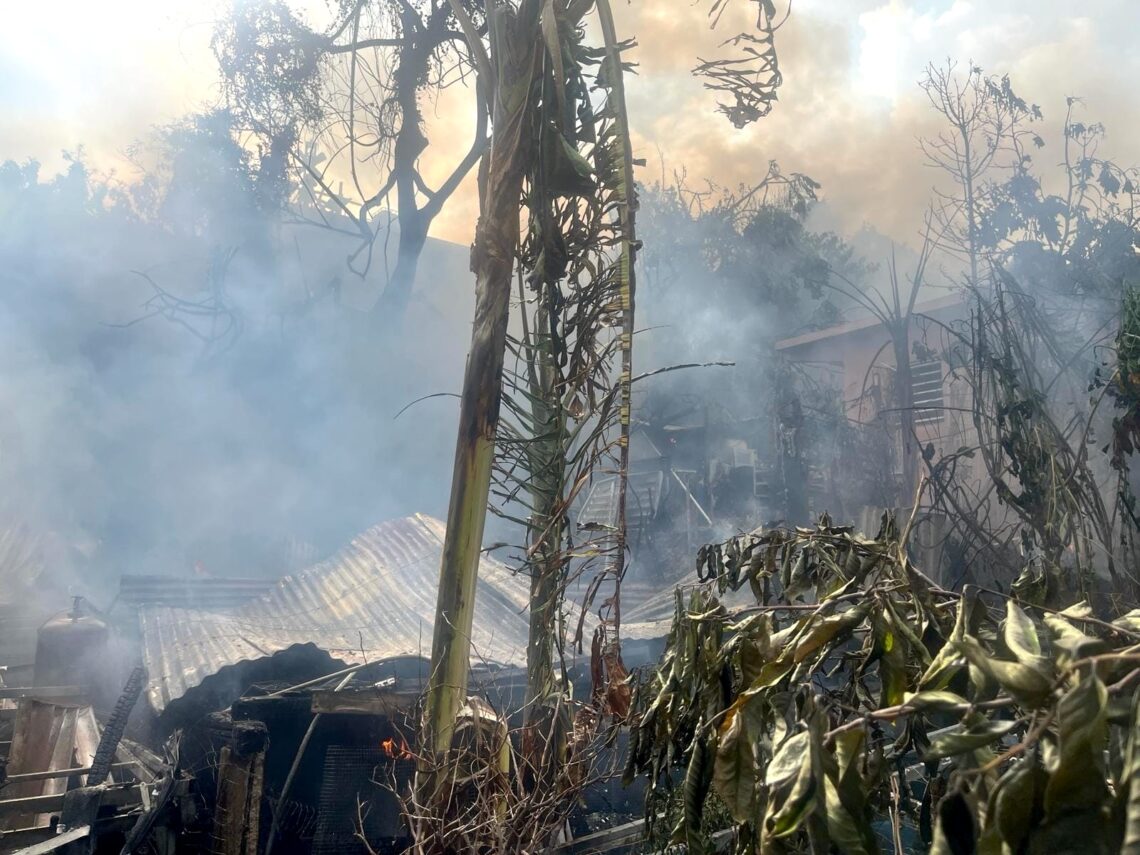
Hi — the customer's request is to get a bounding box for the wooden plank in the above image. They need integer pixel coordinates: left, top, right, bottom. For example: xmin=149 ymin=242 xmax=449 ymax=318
xmin=0 ymin=687 xmax=82 ymax=700
xmin=212 ymin=746 xmax=247 ymax=855
xmin=2 ymin=700 xmax=82 ymax=829
xmin=0 ymin=785 xmax=143 ymax=819
xmin=212 ymin=744 xmax=266 ymax=855
xmin=245 ymin=753 xmax=264 ymax=855
xmin=310 ymin=688 xmax=418 ymax=716
xmin=554 ymin=820 xmax=735 ymax=855
xmin=6 ymin=763 xmax=135 ymax=784
xmin=553 ymin=818 xmax=643 ymax=853
xmin=116 ymin=738 xmax=163 ymax=781
xmin=0 ymin=795 xmax=65 ymax=817
xmin=0 ymin=825 xmax=60 ymax=851
xmin=72 ymin=708 xmax=101 ymax=786
xmin=6 ymin=823 xmax=90 ymax=854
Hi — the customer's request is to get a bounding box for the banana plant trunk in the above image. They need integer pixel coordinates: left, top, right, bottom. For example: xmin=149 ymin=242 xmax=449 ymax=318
xmin=521 ymin=299 xmax=565 ymax=788
xmin=420 ymin=0 xmax=541 ymax=804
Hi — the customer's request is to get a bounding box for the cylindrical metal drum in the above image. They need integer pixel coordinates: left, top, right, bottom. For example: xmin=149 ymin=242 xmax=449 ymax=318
xmin=33 ymin=597 xmax=110 ymax=695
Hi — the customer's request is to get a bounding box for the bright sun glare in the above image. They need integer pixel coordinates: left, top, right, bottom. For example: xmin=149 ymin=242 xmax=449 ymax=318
xmin=856 ymin=2 xmax=907 ymax=103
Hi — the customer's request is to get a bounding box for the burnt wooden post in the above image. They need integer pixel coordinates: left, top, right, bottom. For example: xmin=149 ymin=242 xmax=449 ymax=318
xmin=212 ymin=721 xmax=268 ymax=855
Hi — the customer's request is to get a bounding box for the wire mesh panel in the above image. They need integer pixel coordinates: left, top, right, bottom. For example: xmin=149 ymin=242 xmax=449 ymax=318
xmin=312 ymin=746 xmax=412 ymax=855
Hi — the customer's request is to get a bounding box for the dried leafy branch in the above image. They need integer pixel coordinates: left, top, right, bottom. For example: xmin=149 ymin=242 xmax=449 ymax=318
xmin=696 ymin=0 xmax=789 ymax=129
xmin=966 ymin=275 xmax=1121 ymax=600
xmin=626 ymin=515 xmax=1140 ymax=854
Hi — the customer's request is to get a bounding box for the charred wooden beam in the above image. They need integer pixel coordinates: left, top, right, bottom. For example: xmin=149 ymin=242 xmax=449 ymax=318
xmin=310 ymin=687 xmax=418 ymax=716
xmin=212 ymin=722 xmax=268 ymax=855
xmin=87 ymin=666 xmax=145 ymax=784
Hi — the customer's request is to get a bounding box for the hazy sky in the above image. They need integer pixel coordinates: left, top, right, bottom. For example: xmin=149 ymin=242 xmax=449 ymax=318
xmin=2 ymin=0 xmax=1137 ymax=249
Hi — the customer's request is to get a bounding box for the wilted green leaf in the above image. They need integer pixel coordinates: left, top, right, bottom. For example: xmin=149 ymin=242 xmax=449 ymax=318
xmin=1045 ymin=674 xmax=1109 ymax=817
xmin=1003 ymin=600 xmax=1045 ymax=665
xmin=782 ymin=550 xmax=810 ymax=599
xmin=903 ymin=690 xmax=969 ymax=713
xmin=679 ymin=732 xmax=715 ymax=849
xmin=821 ymin=729 xmax=879 ymax=855
xmin=541 ymin=124 xmax=595 ymax=197
xmin=958 ymin=637 xmax=1051 ymax=706
xmin=1060 ymin=601 xmax=1094 ymax=619
xmin=735 ymin=615 xmax=772 ymax=686
xmin=791 ymin=604 xmax=871 ymax=665
xmin=989 ymin=757 xmax=1045 ymax=849
xmin=1044 ymin=611 xmax=1110 ymax=663
xmin=1116 ymin=609 xmax=1140 ymax=634
xmin=874 ymin=612 xmax=909 ymax=707
xmin=920 ymin=597 xmax=969 ymax=690
xmin=713 ymin=697 xmax=758 ymax=822
xmin=745 ymin=605 xmax=869 ymax=694
xmin=885 ymin=598 xmax=933 ymax=667
xmin=930 ymin=791 xmax=977 ymax=855
xmin=925 ymin=719 xmax=1017 ymax=761
xmin=1119 ymin=691 xmax=1140 ymax=854
xmin=764 ymin=730 xmax=818 ymax=838
xmin=540 ymin=0 xmax=566 ymax=121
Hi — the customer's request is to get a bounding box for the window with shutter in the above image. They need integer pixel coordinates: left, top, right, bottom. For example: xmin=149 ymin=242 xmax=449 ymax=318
xmin=911 ymin=360 xmax=944 ymax=425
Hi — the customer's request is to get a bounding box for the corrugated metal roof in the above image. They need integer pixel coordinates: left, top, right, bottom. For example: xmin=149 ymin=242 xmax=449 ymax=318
xmin=774 ymin=294 xmax=963 ymax=352
xmin=0 ymin=521 xmax=48 ymax=605
xmin=0 ymin=521 xmax=56 ymax=668
xmin=119 ymin=576 xmax=277 ymax=610
xmin=0 ymin=605 xmax=46 ymax=669
xmin=140 ymin=514 xmax=532 ymax=716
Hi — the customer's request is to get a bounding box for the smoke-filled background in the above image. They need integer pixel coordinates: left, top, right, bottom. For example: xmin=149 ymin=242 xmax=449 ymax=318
xmin=1 ymin=0 xmax=1138 ymax=596
xmin=0 ymin=139 xmax=474 ymax=589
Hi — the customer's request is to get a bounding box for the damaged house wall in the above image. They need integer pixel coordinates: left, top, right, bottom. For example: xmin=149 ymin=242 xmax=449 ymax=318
xmin=774 ymin=294 xmax=973 ymax=576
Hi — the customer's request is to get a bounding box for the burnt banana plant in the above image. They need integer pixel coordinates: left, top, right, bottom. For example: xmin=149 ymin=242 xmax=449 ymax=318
xmin=492 ymin=0 xmax=638 ymax=796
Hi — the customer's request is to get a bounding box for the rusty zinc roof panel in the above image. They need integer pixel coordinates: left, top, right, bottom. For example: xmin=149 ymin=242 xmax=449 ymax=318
xmin=140 ymin=514 xmax=531 ymax=715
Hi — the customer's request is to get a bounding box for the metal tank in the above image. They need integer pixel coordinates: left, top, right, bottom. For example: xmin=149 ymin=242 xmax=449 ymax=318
xmin=33 ymin=596 xmax=110 ymax=694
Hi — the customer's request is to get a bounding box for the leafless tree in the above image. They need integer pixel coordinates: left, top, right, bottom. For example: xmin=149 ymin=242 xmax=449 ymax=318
xmin=215 ymin=0 xmax=490 ymax=322
xmin=919 ymin=59 xmax=1041 ymax=286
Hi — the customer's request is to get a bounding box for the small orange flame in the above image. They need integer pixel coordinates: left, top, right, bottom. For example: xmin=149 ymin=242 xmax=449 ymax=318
xmin=381 ymin=734 xmax=411 ymax=760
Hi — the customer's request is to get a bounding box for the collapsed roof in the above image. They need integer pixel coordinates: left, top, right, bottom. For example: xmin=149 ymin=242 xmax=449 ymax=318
xmin=139 ymin=514 xmax=532 ymax=716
